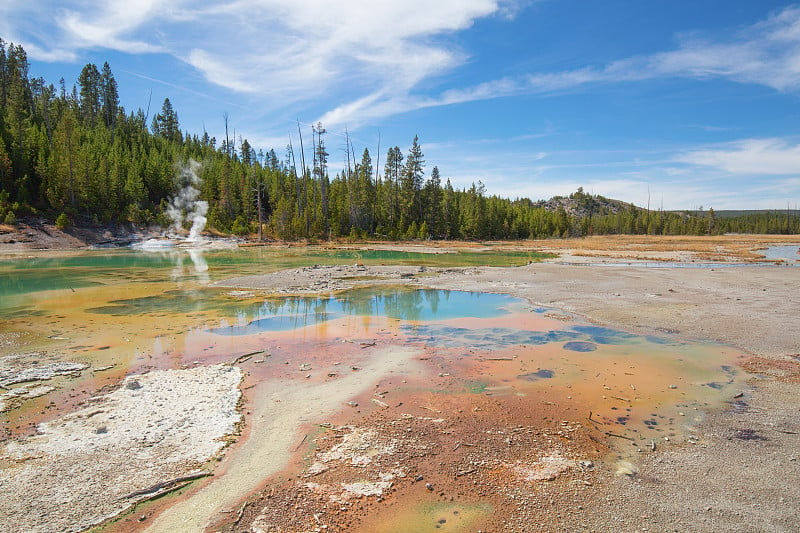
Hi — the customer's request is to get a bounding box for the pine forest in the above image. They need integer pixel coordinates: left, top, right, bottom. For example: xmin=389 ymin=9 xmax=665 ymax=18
xmin=0 ymin=40 xmax=798 ymax=240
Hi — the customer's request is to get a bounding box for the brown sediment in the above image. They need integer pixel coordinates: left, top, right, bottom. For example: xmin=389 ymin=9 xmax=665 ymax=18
xmin=221 ymin=371 xmax=608 ymax=533
xmin=740 ymin=356 xmax=800 ymax=383
xmin=214 ymin=315 xmax=746 ymax=532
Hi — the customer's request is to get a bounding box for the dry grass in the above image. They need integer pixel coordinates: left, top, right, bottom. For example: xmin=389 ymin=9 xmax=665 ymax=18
xmin=233 ymin=234 xmax=799 ymax=262
xmin=516 ymin=234 xmax=800 ymax=262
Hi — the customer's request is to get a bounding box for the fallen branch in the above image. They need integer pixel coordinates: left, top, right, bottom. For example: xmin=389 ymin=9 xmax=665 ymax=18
xmin=605 ymin=432 xmax=635 ymax=441
xmin=229 ymin=350 xmax=266 ymax=365
xmin=294 ymin=434 xmax=308 ymax=451
xmin=124 ymin=471 xmax=211 ymax=499
xmin=233 ymin=502 xmax=248 ymax=526
xmin=587 ymin=411 xmax=603 ymax=426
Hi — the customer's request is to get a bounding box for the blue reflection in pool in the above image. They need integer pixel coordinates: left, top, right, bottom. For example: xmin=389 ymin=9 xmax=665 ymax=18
xmin=211 ymin=288 xmax=522 ymax=335
xmin=563 ymin=341 xmax=598 ymax=352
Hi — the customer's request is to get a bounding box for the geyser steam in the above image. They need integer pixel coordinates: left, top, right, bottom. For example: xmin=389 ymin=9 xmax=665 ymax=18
xmin=167 ymin=160 xmax=208 ymax=242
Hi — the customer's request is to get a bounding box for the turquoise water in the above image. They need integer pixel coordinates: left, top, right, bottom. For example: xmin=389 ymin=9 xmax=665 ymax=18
xmin=0 ymin=247 xmax=552 ymax=301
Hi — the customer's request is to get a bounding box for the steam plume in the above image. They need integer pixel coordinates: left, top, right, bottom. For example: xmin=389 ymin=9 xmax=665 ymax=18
xmin=167 ymin=160 xmax=208 ymax=242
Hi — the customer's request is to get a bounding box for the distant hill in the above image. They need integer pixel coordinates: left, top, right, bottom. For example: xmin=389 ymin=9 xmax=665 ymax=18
xmin=535 ymin=188 xmax=634 ymax=217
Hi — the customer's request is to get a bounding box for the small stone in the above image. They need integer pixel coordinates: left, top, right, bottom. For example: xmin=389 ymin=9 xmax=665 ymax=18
xmin=125 ymin=380 xmax=142 ymax=390
xmin=668 ymin=384 xmax=677 ymax=389
xmin=426 ymin=483 xmax=434 ymax=491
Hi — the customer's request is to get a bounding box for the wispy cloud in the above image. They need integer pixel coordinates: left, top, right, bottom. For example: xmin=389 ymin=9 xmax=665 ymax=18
xmin=325 ymin=5 xmax=800 ymax=125
xmin=6 ymin=1 xmax=509 ymax=112
xmin=677 ymin=138 xmax=800 ymax=175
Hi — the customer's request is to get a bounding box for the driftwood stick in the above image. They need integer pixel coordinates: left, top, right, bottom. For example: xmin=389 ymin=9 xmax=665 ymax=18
xmin=293 ymin=434 xmax=308 ymax=451
xmin=605 ymin=432 xmax=635 ymax=442
xmin=229 ymin=350 xmax=266 ymax=365
xmin=124 ymin=471 xmax=211 ymax=499
xmin=233 ymin=501 xmax=248 ymax=526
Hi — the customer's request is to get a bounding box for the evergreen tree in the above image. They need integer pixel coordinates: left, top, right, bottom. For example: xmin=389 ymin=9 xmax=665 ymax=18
xmin=77 ymin=63 xmax=101 ymax=126
xmin=400 ymin=135 xmax=424 ymax=230
xmin=151 ymin=98 xmax=181 ymax=142
xmin=100 ymin=62 xmax=119 ymax=129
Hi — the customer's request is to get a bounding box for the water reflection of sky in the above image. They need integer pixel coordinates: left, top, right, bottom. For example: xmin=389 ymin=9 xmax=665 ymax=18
xmin=762 ymin=245 xmax=800 ymax=262
xmin=211 ymin=289 xmax=521 ymax=335
xmin=401 ymin=323 xmax=683 ymax=351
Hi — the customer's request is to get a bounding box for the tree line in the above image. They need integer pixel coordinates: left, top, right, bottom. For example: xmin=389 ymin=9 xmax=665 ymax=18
xmin=1 ymin=40 xmax=798 ymax=239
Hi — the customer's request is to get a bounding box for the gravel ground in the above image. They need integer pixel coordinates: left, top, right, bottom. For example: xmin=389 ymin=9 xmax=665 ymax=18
xmin=214 ymin=256 xmax=800 ymax=533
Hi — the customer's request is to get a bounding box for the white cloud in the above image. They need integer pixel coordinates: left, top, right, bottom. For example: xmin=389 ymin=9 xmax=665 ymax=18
xmin=321 ymin=5 xmax=800 ymax=125
xmin=9 ymin=0 xmax=513 ymax=125
xmin=678 ymin=138 xmax=800 ymax=175
xmin=332 ymin=5 xmax=800 ymax=125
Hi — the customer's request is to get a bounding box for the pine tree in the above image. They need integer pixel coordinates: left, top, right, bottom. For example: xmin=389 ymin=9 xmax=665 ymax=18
xmin=77 ymin=63 xmax=101 ymax=126
xmin=100 ymin=62 xmax=119 ymax=130
xmin=151 ymin=98 xmax=181 ymax=142
xmin=400 ymin=135 xmax=424 ymax=230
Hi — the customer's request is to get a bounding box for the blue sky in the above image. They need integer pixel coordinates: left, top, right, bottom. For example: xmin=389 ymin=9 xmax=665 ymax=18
xmin=3 ymin=1 xmax=800 ymax=210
